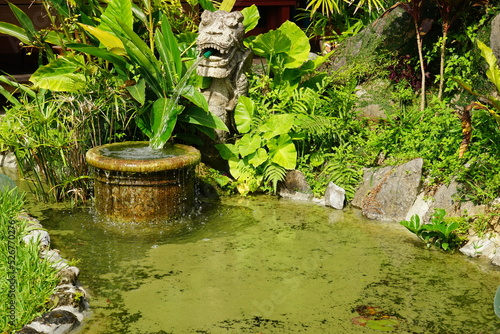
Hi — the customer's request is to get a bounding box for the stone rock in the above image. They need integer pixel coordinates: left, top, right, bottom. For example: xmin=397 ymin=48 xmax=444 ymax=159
xmin=22 ymin=308 xmax=80 ymax=334
xmin=23 ymin=229 xmax=51 ymax=251
xmin=57 ymin=266 xmax=80 ymax=286
xmin=278 ymin=170 xmax=313 ymax=201
xmin=491 ymin=14 xmax=500 ymax=65
xmin=352 ymin=158 xmax=423 ymax=222
xmin=328 ymin=6 xmax=415 ymax=72
xmin=324 ymin=182 xmax=345 ymax=210
xmin=0 ymin=151 xmax=17 ymax=168
xmin=426 ymin=179 xmax=461 ymax=219
xmin=354 ymin=79 xmax=395 ymax=121
xmin=405 ymin=178 xmax=488 ymax=223
xmin=459 ymin=236 xmax=496 ymax=258
xmin=460 ymin=235 xmax=500 ymax=266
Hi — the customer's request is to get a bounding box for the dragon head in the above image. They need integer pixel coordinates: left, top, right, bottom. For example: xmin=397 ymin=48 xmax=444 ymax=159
xmin=196 ymin=10 xmax=246 ymax=78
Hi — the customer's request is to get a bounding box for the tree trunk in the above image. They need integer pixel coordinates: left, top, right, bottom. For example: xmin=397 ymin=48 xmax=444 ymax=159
xmin=415 ymin=21 xmax=426 ymax=112
xmin=438 ymin=30 xmax=448 ymax=101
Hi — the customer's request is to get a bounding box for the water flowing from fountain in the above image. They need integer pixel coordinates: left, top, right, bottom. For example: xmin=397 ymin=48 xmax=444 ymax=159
xmin=149 ymin=54 xmax=210 ymax=149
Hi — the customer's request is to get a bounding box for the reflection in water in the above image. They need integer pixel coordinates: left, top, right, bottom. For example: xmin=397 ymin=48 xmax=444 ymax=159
xmin=40 ymin=196 xmax=500 ymax=333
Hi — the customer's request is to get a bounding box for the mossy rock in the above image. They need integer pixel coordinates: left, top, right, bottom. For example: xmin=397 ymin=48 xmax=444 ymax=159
xmin=327 ymin=7 xmax=416 ymax=74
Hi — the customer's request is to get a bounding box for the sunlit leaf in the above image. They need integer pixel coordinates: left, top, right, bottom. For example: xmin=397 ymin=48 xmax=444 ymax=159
xmin=216 ymin=143 xmax=239 ymax=160
xmin=260 ymin=114 xmax=295 ymax=139
xmin=99 ymin=0 xmax=133 ymax=34
xmin=242 ymin=5 xmax=260 ymax=33
xmin=126 ymin=79 xmax=146 ymax=105
xmin=267 ymin=134 xmax=296 ymax=169
xmin=30 ymin=56 xmax=86 ymax=92
xmin=219 ymin=0 xmax=236 ymax=12
xmin=0 ymin=22 xmax=30 ymax=44
xmin=180 ymin=106 xmax=229 ymax=131
xmin=248 ymin=148 xmax=268 ymax=167
xmin=78 ymin=24 xmax=126 ymax=55
xmin=238 ymin=134 xmax=261 ymax=157
xmin=477 ymin=39 xmax=500 ymax=93
xmin=235 ymin=96 xmax=255 ymax=133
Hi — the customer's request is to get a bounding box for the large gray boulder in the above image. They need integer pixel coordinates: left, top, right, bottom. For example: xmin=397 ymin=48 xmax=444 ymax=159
xmin=491 ymin=14 xmax=500 ymax=64
xmin=278 ymin=170 xmax=313 ymax=201
xmin=352 ymin=158 xmax=423 ymax=222
xmin=328 ymin=6 xmax=415 ymax=72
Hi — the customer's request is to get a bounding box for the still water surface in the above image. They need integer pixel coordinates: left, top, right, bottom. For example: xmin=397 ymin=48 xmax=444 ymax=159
xmin=37 ymin=196 xmax=500 ymax=333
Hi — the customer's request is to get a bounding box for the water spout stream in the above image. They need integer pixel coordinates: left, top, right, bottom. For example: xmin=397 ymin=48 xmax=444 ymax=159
xmin=149 ymin=54 xmax=208 ymax=150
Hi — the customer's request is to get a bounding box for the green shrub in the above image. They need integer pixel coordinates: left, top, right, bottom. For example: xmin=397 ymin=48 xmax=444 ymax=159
xmin=0 ymin=189 xmax=59 ymax=333
xmin=400 ymin=209 xmax=463 ymax=251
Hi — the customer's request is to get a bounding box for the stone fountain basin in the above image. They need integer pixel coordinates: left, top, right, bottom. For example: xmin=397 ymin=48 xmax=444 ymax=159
xmin=86 ymin=141 xmax=201 ymax=224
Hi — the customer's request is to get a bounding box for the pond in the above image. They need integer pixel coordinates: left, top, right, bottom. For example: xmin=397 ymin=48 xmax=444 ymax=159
xmin=35 ymin=195 xmax=500 ymax=333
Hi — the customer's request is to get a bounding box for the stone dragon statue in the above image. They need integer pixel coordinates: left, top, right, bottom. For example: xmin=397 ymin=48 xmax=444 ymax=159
xmin=196 ymin=10 xmax=252 ymax=143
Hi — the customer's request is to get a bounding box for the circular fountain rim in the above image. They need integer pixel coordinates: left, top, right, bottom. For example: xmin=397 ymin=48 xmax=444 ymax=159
xmin=86 ymin=141 xmax=201 ymax=173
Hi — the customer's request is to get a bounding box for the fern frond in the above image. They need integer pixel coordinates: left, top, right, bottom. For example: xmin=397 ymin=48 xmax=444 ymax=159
xmin=295 ymin=114 xmax=340 ymax=143
xmin=263 ymin=162 xmax=287 ymax=194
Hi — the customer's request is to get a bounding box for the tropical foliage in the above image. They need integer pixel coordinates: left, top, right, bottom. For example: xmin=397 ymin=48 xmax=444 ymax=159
xmin=400 ymin=209 xmax=463 ymax=251
xmin=0 ymin=189 xmax=59 ymax=333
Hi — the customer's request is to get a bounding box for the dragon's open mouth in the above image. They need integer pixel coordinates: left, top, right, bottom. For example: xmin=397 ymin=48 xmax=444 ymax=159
xmin=198 ymin=42 xmax=235 ymax=63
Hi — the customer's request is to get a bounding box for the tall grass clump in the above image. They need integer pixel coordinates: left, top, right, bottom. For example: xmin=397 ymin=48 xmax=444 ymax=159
xmin=0 ymin=188 xmax=59 ymax=333
xmin=0 ymin=71 xmax=139 ymax=203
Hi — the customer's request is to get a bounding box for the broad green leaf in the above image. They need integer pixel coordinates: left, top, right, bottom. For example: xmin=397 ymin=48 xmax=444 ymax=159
xmin=125 ymin=79 xmax=146 ymax=105
xmin=78 ymin=24 xmax=126 ymax=55
xmin=260 ymin=114 xmax=295 ymax=139
xmin=0 ymin=22 xmax=30 ymax=44
xmin=8 ymin=3 xmax=36 ymax=41
xmin=216 ymin=143 xmax=239 ymax=160
xmin=238 ymin=134 xmax=262 ymax=157
xmin=136 ymin=114 xmax=152 ymax=138
xmin=180 ymin=85 xmax=209 ymax=111
xmin=180 ymin=106 xmax=229 ymax=131
xmin=251 ymin=28 xmax=291 ymax=59
xmin=199 ymin=0 xmax=217 ymax=11
xmin=242 ymin=5 xmax=260 ymax=33
xmin=248 ymin=148 xmax=268 ymax=167
xmin=228 ymin=157 xmax=244 ymax=180
xmin=234 ymin=96 xmax=255 ymax=133
xmin=477 ymin=39 xmax=500 ymax=93
xmin=45 ymin=30 xmax=67 ymax=46
xmin=30 ymin=56 xmax=86 ymax=92
xmin=267 ymin=134 xmax=296 ymax=169
xmin=149 ymin=98 xmax=182 ymax=148
xmin=99 ymin=0 xmax=133 ymax=34
xmin=278 ymin=21 xmax=310 ymax=69
xmin=219 ymin=0 xmax=236 ymax=11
